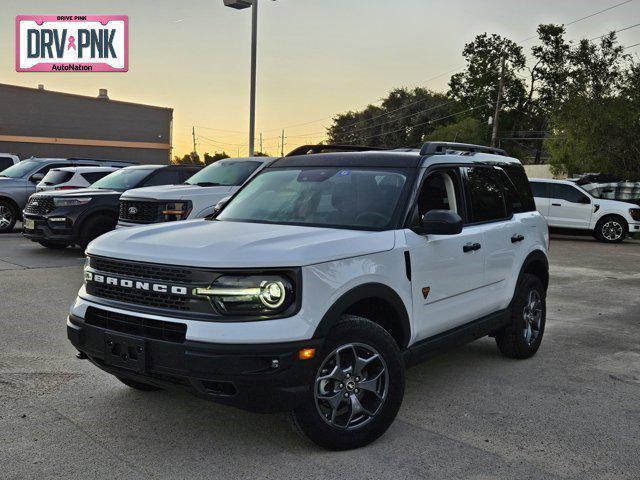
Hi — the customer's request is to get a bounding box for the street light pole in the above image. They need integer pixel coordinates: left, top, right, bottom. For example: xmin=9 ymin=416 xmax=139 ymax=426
xmin=248 ymin=0 xmax=258 ymax=157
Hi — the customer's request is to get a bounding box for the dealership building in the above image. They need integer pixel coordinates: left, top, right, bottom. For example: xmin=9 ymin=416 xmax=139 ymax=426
xmin=0 ymin=83 xmax=172 ymax=164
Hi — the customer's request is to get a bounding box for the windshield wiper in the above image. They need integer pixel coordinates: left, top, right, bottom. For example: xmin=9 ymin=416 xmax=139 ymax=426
xmin=192 ymin=182 xmax=222 ymax=187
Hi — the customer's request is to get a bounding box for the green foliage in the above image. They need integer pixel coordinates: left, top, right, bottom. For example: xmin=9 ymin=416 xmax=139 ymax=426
xmin=203 ymin=151 xmax=230 ymax=165
xmin=424 ymin=118 xmax=488 ymax=145
xmin=173 ymin=152 xmax=201 ymax=165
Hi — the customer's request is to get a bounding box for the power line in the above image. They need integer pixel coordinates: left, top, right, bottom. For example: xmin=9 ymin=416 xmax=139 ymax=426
xmin=590 ymin=22 xmax=640 ymax=40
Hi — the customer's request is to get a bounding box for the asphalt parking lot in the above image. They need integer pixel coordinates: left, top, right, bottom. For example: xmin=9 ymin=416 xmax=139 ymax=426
xmin=1 ymin=226 xmax=639 ymax=480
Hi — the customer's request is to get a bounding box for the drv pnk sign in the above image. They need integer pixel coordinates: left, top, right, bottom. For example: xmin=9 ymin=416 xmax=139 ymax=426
xmin=16 ymin=15 xmax=128 ymax=72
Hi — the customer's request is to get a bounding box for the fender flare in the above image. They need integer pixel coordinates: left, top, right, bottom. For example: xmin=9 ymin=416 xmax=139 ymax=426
xmin=516 ymin=249 xmax=549 ymax=293
xmin=74 ymin=207 xmax=119 ymax=236
xmin=312 ymin=282 xmax=411 ymax=349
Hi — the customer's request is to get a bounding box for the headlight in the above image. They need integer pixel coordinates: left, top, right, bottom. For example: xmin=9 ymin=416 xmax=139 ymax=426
xmin=161 ymin=201 xmax=192 ymax=221
xmin=53 ymin=197 xmax=92 ymax=207
xmin=630 ymin=208 xmax=640 ymax=221
xmin=194 ymin=275 xmax=294 ymax=315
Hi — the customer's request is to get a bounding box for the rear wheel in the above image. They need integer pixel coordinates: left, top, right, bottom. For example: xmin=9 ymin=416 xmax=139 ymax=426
xmin=595 ymin=216 xmax=627 ymax=243
xmin=0 ymin=200 xmax=17 ymax=233
xmin=289 ymin=316 xmax=404 ymax=450
xmin=117 ymin=376 xmax=162 ymax=391
xmin=79 ymin=215 xmax=116 ymax=250
xmin=495 ymin=274 xmax=546 ymax=359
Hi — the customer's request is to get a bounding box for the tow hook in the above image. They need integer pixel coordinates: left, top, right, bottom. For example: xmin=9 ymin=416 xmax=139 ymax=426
xmin=75 ymin=351 xmax=88 ymax=360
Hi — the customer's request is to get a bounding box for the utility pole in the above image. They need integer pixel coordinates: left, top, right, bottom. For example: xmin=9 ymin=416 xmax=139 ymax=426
xmin=248 ymin=0 xmax=258 ymax=156
xmin=259 ymin=132 xmax=263 ymax=154
xmin=192 ymin=126 xmax=197 ymax=155
xmin=280 ymin=129 xmax=285 ymax=157
xmin=491 ymin=54 xmax=506 ymax=148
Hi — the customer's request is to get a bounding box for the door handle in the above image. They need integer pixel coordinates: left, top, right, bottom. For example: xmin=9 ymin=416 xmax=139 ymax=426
xmin=463 ymin=242 xmax=482 ymax=252
xmin=551 ymin=203 xmax=561 ymax=207
xmin=511 ymin=234 xmax=525 ymax=243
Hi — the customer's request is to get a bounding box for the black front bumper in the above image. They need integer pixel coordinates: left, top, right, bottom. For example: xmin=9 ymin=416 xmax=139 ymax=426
xmin=67 ymin=314 xmax=323 ymax=413
xmin=22 ymin=214 xmax=75 ymax=244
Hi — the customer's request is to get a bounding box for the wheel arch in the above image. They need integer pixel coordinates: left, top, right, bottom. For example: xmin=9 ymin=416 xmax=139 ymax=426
xmin=312 ymin=283 xmax=411 ymax=350
xmin=518 ymin=250 xmax=549 ymax=294
xmin=74 ymin=207 xmax=119 ymax=235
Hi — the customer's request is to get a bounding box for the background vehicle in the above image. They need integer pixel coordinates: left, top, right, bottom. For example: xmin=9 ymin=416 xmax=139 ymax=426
xmin=22 ymin=164 xmax=200 ymax=249
xmin=117 ymin=157 xmax=274 ymax=227
xmin=69 ymin=142 xmax=549 ymax=450
xmin=36 ymin=166 xmax=120 ymax=192
xmin=0 ymin=157 xmax=135 ymax=233
xmin=0 ymin=153 xmax=19 ymax=172
xmin=530 ymin=178 xmax=640 ymax=242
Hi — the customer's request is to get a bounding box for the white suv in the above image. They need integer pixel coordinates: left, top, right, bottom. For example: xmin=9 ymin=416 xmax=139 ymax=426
xmin=35 ymin=166 xmax=120 ymax=192
xmin=530 ymin=178 xmax=640 ymax=243
xmin=116 ymin=157 xmax=274 ymax=227
xmin=68 ymin=142 xmax=549 ymax=450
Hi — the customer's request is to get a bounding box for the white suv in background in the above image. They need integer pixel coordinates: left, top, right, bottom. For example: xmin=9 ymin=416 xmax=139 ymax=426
xmin=117 ymin=157 xmax=274 ymax=227
xmin=0 ymin=153 xmax=20 ymax=172
xmin=530 ymin=178 xmax=640 ymax=243
xmin=35 ymin=166 xmax=120 ymax=192
xmin=69 ymin=142 xmax=549 ymax=450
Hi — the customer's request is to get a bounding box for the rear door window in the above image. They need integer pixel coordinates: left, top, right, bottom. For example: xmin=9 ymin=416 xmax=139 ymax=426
xmin=464 ymin=167 xmax=509 ymax=223
xmin=499 ymin=164 xmax=536 ymax=212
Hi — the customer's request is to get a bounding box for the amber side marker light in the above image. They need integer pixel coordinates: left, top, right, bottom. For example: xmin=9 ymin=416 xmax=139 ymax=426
xmin=299 ymin=348 xmax=316 ymax=360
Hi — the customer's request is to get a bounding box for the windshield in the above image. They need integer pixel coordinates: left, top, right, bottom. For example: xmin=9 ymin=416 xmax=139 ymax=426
xmin=185 ymin=160 xmax=262 ymax=186
xmin=91 ymin=168 xmax=154 ymax=191
xmin=0 ymin=160 xmax=41 ymax=178
xmin=217 ymin=167 xmax=409 ymax=230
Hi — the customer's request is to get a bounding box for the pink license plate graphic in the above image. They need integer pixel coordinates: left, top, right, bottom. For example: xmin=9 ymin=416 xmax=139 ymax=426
xmin=16 ymin=15 xmax=128 ymax=72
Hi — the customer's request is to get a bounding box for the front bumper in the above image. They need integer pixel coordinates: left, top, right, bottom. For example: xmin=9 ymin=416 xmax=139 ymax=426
xmin=67 ymin=314 xmax=323 ymax=413
xmin=22 ymin=213 xmax=75 ymax=244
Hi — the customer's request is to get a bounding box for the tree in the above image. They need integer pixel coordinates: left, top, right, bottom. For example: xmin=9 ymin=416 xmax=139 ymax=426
xmin=424 ymin=117 xmax=488 ymax=145
xmin=172 ymin=152 xmax=201 ymax=165
xmin=203 ymin=151 xmax=230 ymax=165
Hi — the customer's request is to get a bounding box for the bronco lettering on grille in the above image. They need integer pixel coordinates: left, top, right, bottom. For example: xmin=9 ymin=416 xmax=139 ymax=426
xmin=84 ymin=271 xmax=188 ymax=296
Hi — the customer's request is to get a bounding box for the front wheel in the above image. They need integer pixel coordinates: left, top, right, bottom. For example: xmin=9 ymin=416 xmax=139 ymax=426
xmin=79 ymin=215 xmax=116 ymax=250
xmin=595 ymin=216 xmax=627 ymax=243
xmin=289 ymin=316 xmax=405 ymax=450
xmin=0 ymin=200 xmax=17 ymax=233
xmin=495 ymin=273 xmax=546 ymax=359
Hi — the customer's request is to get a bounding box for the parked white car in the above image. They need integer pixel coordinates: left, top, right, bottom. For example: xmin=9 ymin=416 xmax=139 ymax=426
xmin=69 ymin=142 xmax=550 ymax=450
xmin=0 ymin=153 xmax=20 ymax=172
xmin=36 ymin=166 xmax=121 ymax=192
xmin=116 ymin=157 xmax=274 ymax=227
xmin=530 ymin=178 xmax=640 ymax=243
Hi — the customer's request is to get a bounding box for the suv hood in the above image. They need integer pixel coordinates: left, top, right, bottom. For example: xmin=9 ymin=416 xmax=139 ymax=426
xmin=88 ymin=220 xmax=396 ymax=268
xmin=0 ymin=177 xmax=26 ymax=188
xmin=121 ymin=184 xmax=235 ymax=200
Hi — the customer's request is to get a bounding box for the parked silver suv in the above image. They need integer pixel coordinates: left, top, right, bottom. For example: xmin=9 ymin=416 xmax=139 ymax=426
xmin=0 ymin=157 xmax=135 ymax=233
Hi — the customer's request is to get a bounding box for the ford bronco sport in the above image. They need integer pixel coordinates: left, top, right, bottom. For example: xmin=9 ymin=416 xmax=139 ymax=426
xmin=68 ymin=142 xmax=549 ymax=450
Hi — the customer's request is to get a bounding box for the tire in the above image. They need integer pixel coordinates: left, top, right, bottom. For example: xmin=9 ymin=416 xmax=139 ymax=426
xmin=594 ymin=215 xmax=628 ymax=243
xmin=79 ymin=215 xmax=116 ymax=250
xmin=0 ymin=200 xmax=18 ymax=233
xmin=117 ymin=376 xmax=162 ymax=392
xmin=495 ymin=273 xmax=546 ymax=359
xmin=38 ymin=241 xmax=69 ymax=250
xmin=289 ymin=315 xmax=405 ymax=450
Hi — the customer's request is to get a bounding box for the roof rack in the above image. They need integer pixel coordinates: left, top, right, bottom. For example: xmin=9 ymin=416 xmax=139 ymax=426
xmin=67 ymin=157 xmax=139 ymax=165
xmin=419 ymin=142 xmax=507 ymax=157
xmin=286 ymin=144 xmax=387 ymax=157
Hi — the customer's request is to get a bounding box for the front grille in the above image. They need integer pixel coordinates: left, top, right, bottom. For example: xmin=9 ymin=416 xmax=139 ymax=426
xmin=85 ymin=307 xmax=186 ymax=343
xmin=24 ymin=196 xmax=55 ymax=215
xmin=91 ymin=256 xmax=193 ymax=283
xmin=119 ymin=200 xmax=161 ymax=224
xmin=87 ymin=282 xmax=189 ymax=310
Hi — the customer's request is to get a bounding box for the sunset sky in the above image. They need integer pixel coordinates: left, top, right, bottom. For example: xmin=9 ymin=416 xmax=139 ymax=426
xmin=1 ymin=0 xmax=639 ymax=157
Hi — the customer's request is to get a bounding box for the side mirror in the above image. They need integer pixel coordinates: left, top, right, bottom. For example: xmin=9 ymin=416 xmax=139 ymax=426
xmin=412 ymin=209 xmax=463 ymax=236
xmin=30 ymin=172 xmax=44 ymax=183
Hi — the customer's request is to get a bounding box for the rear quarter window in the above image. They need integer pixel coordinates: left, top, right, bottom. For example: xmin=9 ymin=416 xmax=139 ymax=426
xmin=500 ymin=163 xmax=536 ymax=212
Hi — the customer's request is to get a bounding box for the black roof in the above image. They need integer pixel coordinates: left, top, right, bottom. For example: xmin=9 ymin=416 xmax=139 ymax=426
xmin=270 ymin=151 xmax=422 ymax=168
